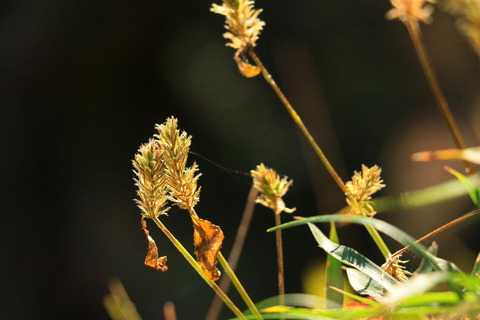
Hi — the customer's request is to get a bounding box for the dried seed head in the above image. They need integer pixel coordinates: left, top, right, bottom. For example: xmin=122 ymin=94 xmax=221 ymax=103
xmin=441 ymin=0 xmax=480 ymax=56
xmin=382 ymin=254 xmax=412 ymax=282
xmin=133 ymin=139 xmax=170 ymax=219
xmin=345 ymin=165 xmax=385 ymax=217
xmin=155 ymin=117 xmax=201 ymax=210
xmin=386 ymin=0 xmax=436 ymax=24
xmin=251 ymin=163 xmax=295 ymax=215
xmin=211 ymin=0 xmax=265 ymax=77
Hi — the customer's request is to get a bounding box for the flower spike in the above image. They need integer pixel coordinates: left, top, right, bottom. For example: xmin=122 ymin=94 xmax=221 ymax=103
xmin=211 ymin=0 xmax=265 ymax=77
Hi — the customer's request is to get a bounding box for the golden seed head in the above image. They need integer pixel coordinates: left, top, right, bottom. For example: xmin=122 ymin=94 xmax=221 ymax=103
xmin=442 ymin=0 xmax=480 ymax=56
xmin=345 ymin=165 xmax=385 ymax=217
xmin=386 ymin=0 xmax=436 ymax=24
xmin=211 ymin=0 xmax=265 ymax=77
xmin=133 ymin=139 xmax=170 ymax=219
xmin=251 ymin=163 xmax=295 ymax=215
xmin=155 ymin=117 xmax=201 ymax=210
xmin=382 ymin=254 xmax=412 ymax=282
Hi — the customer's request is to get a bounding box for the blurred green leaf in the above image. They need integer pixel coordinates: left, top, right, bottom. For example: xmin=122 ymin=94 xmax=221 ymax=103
xmin=325 ymin=222 xmax=343 ymax=308
xmin=445 ymin=167 xmax=480 ymax=206
xmin=414 ymin=241 xmax=438 ymax=275
xmin=372 ymin=173 xmax=480 ymax=212
xmin=382 ymin=272 xmax=449 ymax=307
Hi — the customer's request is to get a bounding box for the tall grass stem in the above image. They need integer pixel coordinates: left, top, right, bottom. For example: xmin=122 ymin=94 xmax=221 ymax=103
xmin=274 ymin=213 xmax=286 ymax=315
xmin=205 ymin=187 xmax=259 ymax=320
xmin=249 ymin=50 xmax=347 ymax=194
xmin=151 ymin=217 xmax=247 ymax=320
xmin=217 ymin=253 xmax=264 ymax=320
xmin=406 ymin=20 xmax=475 ymax=174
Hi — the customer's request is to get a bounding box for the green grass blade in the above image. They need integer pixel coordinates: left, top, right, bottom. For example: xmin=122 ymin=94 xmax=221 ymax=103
xmin=269 ymin=214 xmax=464 ymax=297
xmin=382 ymin=272 xmax=449 ymax=307
xmin=414 ymin=241 xmax=438 ymax=274
xmin=472 ymin=252 xmax=480 ymax=280
xmin=307 ymin=223 xmax=398 ymax=293
xmin=445 ymin=167 xmax=480 ymax=206
xmin=325 ymin=222 xmax=343 ymax=308
xmin=373 ymin=173 xmax=480 ymax=212
xmin=345 ymin=268 xmax=386 ymax=300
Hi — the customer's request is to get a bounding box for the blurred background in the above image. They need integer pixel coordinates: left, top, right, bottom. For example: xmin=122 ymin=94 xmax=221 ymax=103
xmin=1 ymin=0 xmax=479 ymax=319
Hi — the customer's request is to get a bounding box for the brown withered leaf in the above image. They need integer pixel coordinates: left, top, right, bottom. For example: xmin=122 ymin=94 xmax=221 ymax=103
xmin=192 ymin=217 xmax=224 ymax=281
xmin=142 ymin=220 xmax=168 ymax=272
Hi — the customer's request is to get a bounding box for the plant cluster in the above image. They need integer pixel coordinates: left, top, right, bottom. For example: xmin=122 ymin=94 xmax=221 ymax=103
xmin=104 ymin=0 xmax=480 ymax=319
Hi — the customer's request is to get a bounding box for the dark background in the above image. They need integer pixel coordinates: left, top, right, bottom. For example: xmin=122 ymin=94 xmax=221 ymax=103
xmin=1 ymin=0 xmax=479 ymax=319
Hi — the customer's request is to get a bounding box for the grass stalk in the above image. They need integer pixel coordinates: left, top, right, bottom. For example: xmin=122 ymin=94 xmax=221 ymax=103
xmin=217 ymin=253 xmax=264 ymax=320
xmin=249 ymin=50 xmax=347 ymax=194
xmin=151 ymin=216 xmax=247 ymax=320
xmin=365 ymin=224 xmax=391 ymax=259
xmin=274 ymin=213 xmax=286 ymax=312
xmin=405 ymin=19 xmax=475 ymax=174
xmin=205 ymin=187 xmax=259 ymax=320
xmin=249 ymin=49 xmax=391 ymax=260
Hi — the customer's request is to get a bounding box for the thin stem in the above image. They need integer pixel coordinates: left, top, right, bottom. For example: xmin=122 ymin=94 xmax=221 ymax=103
xmin=392 ymin=208 xmax=479 ymax=258
xmin=205 ymin=187 xmax=259 ymax=320
xmin=217 ymin=253 xmax=263 ymax=320
xmin=365 ymin=224 xmax=391 ymax=259
xmin=249 ymin=49 xmax=391 ymax=260
xmin=406 ymin=19 xmax=475 ymax=174
xmin=274 ymin=213 xmax=286 ymax=311
xmin=151 ymin=217 xmax=247 ymax=320
xmin=249 ymin=50 xmax=347 ymax=194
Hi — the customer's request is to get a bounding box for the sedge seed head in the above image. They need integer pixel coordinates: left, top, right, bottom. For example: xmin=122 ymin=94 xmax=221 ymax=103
xmin=382 ymin=254 xmax=412 ymax=282
xmin=345 ymin=165 xmax=385 ymax=217
xmin=211 ymin=0 xmax=265 ymax=77
xmin=251 ymin=163 xmax=295 ymax=215
xmin=155 ymin=117 xmax=201 ymax=210
xmin=442 ymin=0 xmax=480 ymax=56
xmin=386 ymin=0 xmax=436 ymax=24
xmin=133 ymin=139 xmax=170 ymax=219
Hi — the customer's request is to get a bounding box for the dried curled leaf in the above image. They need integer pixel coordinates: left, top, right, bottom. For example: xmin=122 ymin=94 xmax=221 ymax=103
xmin=142 ymin=220 xmax=168 ymax=272
xmin=192 ymin=217 xmax=224 ymax=281
xmin=234 ymin=53 xmax=261 ymax=77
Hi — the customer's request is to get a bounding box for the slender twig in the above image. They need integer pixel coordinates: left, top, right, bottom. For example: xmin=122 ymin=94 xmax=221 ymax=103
xmin=205 ymin=187 xmax=259 ymax=320
xmin=274 ymin=213 xmax=285 ymax=311
xmin=391 ymin=208 xmax=479 ymax=258
xmin=151 ymin=217 xmax=247 ymax=320
xmin=406 ymin=19 xmax=475 ymax=174
xmin=249 ymin=50 xmax=347 ymax=194
xmin=163 ymin=302 xmax=177 ymax=320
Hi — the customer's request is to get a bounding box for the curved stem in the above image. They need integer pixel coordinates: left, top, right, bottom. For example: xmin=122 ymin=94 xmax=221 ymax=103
xmin=249 ymin=49 xmax=391 ymax=260
xmin=406 ymin=20 xmax=475 ymax=174
xmin=205 ymin=187 xmax=259 ymax=320
xmin=151 ymin=217 xmax=247 ymax=320
xmin=249 ymin=50 xmax=347 ymax=194
xmin=217 ymin=253 xmax=263 ymax=320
